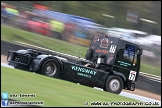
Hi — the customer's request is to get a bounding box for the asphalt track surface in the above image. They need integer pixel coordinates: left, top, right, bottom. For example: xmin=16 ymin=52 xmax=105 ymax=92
xmin=1 ymin=62 xmax=161 ymax=107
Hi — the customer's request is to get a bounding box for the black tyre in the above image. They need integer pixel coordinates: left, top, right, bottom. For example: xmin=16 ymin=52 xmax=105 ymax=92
xmin=130 ymin=83 xmax=135 ymax=91
xmin=105 ymin=75 xmax=123 ymax=94
xmin=40 ymin=59 xmax=61 ymax=78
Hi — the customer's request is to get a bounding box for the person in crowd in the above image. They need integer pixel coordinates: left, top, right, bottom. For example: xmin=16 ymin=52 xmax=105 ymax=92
xmin=4 ymin=5 xmax=19 ymax=26
xmin=1 ymin=3 xmax=8 ymax=24
xmin=64 ymin=23 xmax=77 ymax=41
xmin=50 ymin=19 xmax=65 ymax=39
xmin=5 ymin=5 xmax=19 ymax=16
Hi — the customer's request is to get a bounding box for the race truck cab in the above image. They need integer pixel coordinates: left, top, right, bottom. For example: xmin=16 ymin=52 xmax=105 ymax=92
xmin=7 ymin=34 xmax=143 ymax=94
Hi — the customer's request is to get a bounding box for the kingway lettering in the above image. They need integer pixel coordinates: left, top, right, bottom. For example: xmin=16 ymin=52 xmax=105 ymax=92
xmin=71 ymin=66 xmax=97 ymax=75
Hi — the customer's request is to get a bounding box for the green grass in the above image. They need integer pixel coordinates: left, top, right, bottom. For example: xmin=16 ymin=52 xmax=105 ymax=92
xmin=1 ymin=66 xmax=139 ymax=107
xmin=140 ymin=63 xmax=161 ymax=76
xmin=1 ymin=25 xmax=88 ymax=58
xmin=1 ymin=25 xmax=161 ymax=76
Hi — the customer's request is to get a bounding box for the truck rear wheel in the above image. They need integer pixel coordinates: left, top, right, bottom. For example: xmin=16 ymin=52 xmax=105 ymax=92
xmin=105 ymin=75 xmax=123 ymax=94
xmin=40 ymin=59 xmax=61 ymax=78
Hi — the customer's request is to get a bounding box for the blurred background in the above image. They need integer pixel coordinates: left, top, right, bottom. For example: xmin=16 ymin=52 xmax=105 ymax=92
xmin=1 ymin=1 xmax=161 ymax=77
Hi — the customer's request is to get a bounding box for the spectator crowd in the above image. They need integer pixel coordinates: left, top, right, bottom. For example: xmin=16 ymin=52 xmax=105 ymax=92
xmin=1 ymin=3 xmax=97 ymax=47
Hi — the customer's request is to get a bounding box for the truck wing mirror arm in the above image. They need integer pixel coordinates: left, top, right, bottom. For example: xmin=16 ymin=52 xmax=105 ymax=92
xmin=137 ymin=49 xmax=143 ymax=55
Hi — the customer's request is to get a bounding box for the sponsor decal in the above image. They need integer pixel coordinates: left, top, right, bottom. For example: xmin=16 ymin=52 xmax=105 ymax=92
xmin=109 ymin=45 xmax=117 ymax=53
xmin=107 ymin=57 xmax=114 ymax=64
xmin=96 ymin=49 xmax=108 ymax=54
xmin=128 ymin=70 xmax=137 ymax=81
xmin=100 ymin=38 xmax=109 ymax=48
xmin=117 ymin=60 xmax=131 ymax=67
xmin=71 ymin=66 xmax=97 ymax=77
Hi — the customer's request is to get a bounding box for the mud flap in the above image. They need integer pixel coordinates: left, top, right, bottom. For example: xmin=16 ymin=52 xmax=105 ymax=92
xmin=130 ymin=83 xmax=135 ymax=91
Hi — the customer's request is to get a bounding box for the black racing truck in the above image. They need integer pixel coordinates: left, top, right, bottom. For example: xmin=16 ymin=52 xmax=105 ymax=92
xmin=7 ymin=34 xmax=143 ymax=94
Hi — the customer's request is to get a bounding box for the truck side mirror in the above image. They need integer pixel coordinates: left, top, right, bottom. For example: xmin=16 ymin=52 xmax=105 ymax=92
xmin=137 ymin=49 xmax=143 ymax=55
xmin=140 ymin=49 xmax=143 ymax=55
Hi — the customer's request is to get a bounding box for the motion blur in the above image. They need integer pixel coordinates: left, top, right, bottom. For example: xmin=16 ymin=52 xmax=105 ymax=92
xmin=1 ymin=1 xmax=161 ymax=73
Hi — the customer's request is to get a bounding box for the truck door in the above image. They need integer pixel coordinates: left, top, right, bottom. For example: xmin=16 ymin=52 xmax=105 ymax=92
xmin=131 ymin=48 xmax=141 ymax=81
xmin=113 ymin=42 xmax=139 ymax=81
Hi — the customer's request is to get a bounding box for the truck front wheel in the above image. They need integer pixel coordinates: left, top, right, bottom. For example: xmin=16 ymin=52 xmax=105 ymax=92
xmin=40 ymin=59 xmax=61 ymax=78
xmin=105 ymin=75 xmax=123 ymax=94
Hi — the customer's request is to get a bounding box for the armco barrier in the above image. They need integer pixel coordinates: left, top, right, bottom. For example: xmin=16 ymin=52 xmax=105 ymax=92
xmin=1 ymin=40 xmax=161 ymax=95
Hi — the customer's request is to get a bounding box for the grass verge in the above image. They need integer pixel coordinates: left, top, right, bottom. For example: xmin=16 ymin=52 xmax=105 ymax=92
xmin=1 ymin=66 xmax=139 ymax=107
